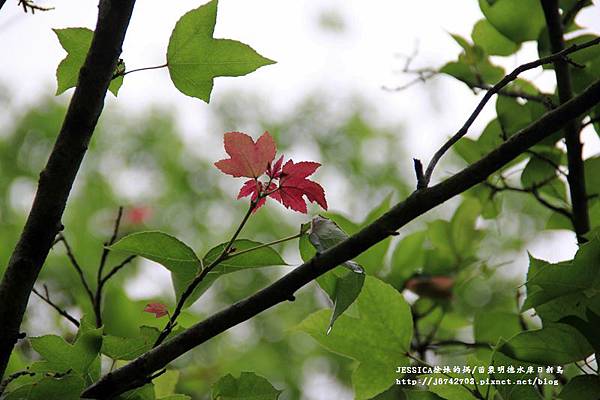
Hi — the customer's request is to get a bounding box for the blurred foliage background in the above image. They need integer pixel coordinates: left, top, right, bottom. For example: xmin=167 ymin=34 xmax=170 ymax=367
xmin=0 ymin=82 xmax=567 ymax=399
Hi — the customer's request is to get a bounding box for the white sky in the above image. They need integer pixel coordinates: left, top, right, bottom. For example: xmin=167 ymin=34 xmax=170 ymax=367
xmin=1 ymin=1 xmax=599 ymax=260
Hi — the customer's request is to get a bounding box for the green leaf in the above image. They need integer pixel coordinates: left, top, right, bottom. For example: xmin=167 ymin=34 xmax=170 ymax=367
xmin=211 ymin=372 xmax=281 ymax=400
xmin=520 ymin=148 xmax=562 ymax=188
xmin=490 ymin=352 xmax=541 ymax=400
xmin=102 ymin=326 xmax=160 ymax=360
xmin=559 ymin=375 xmax=600 ymax=400
xmin=305 ymin=216 xmax=365 ymax=331
xmin=4 ymin=375 xmax=85 ymax=400
xmin=175 ymin=239 xmax=286 ymax=307
xmin=296 ymin=276 xmax=412 ymax=400
xmin=559 ymin=308 xmax=600 ymax=355
xmin=523 ymin=237 xmax=600 ymax=311
xmin=472 ymin=19 xmax=519 ymax=56
xmin=309 ymin=216 xmax=363 ymax=273
xmin=167 ymin=0 xmax=275 ymax=102
xmin=387 ymin=230 xmax=427 ymax=290
xmin=53 ymin=28 xmax=123 ymax=96
xmin=109 ymin=231 xmax=201 ymax=303
xmin=29 ymin=327 xmax=102 ymax=375
xmin=154 ymin=370 xmax=179 ymax=398
xmin=498 ymin=323 xmax=593 ymax=364
xmin=118 ymin=384 xmax=156 ymax=400
xmin=403 ymin=391 xmax=446 ymax=400
xmin=327 ymin=270 xmax=365 ymax=334
xmin=479 ymin=0 xmax=545 ymax=43
xmin=474 ymin=311 xmax=521 ymax=345
xmin=450 ymin=197 xmax=482 ymax=257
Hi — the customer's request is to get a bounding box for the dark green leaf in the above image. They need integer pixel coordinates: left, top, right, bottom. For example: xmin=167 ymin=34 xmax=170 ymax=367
xmin=167 ymin=0 xmax=275 ymax=102
xmin=211 ymin=372 xmax=281 ymax=400
xmin=498 ymin=323 xmax=593 ymax=364
xmin=523 ymin=237 xmax=600 ymax=311
xmin=559 ymin=375 xmax=600 ymax=400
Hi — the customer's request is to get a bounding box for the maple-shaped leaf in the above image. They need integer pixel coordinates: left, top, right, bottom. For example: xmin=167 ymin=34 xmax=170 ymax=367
xmin=53 ymin=28 xmax=123 ymax=96
xmin=167 ymin=0 xmax=275 ymax=102
xmin=269 ymin=160 xmax=327 ymax=213
xmin=144 ymin=303 xmax=168 ymax=318
xmin=215 ymin=131 xmax=276 ymax=178
xmin=238 ymin=179 xmax=276 ymax=212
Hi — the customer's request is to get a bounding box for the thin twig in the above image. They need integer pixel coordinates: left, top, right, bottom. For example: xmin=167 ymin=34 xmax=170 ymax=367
xmin=56 ymin=234 xmax=95 ymax=308
xmin=18 ymin=0 xmax=53 ymax=13
xmin=484 ymin=177 xmax=573 ymax=221
xmin=562 ymin=0 xmax=592 ymax=27
xmin=153 ymin=201 xmax=257 ymax=347
xmin=94 ymin=207 xmax=124 ymax=328
xmin=422 ymin=35 xmax=600 ymax=188
xmin=427 ymin=340 xmax=491 ymax=349
xmin=469 ymin=82 xmax=556 ymax=108
xmin=99 ymin=255 xmax=136 ymax=287
xmin=32 ymin=285 xmax=80 ymax=327
xmin=0 ymin=369 xmax=36 ymax=396
xmin=525 ymin=149 xmax=568 ymax=177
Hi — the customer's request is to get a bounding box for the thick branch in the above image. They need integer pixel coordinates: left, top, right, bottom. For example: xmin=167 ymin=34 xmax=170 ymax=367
xmin=421 ymin=35 xmax=600 ymax=188
xmin=541 ymin=0 xmax=590 ymax=242
xmin=0 ymin=0 xmax=136 ymax=380
xmin=82 ymin=78 xmax=600 ymax=399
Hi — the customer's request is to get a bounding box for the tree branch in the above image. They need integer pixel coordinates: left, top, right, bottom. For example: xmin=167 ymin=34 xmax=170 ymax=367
xmin=0 ymin=0 xmax=136 ymax=380
xmin=82 ymin=77 xmax=600 ymax=399
xmin=421 ymin=35 xmax=600 ymax=188
xmin=94 ymin=207 xmax=124 ymax=328
xmin=541 ymin=0 xmax=590 ymax=243
xmin=153 ymin=201 xmax=257 ymax=347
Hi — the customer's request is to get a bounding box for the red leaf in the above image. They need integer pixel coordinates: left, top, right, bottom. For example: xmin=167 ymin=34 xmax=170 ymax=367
xmin=267 ymin=155 xmax=284 ymax=179
xmin=237 ymin=179 xmax=276 ymax=212
xmin=143 ymin=302 xmax=168 ymax=318
xmin=214 ymin=131 xmax=276 ymax=178
xmin=125 ymin=206 xmax=152 ymax=225
xmin=269 ymin=160 xmax=327 ymax=213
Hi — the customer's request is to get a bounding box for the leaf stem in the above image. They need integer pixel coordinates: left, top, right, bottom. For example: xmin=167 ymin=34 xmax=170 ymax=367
xmin=118 ymin=63 xmax=168 ymax=78
xmin=153 ymin=201 xmax=257 ymax=347
xmin=225 ymin=233 xmax=302 ymax=261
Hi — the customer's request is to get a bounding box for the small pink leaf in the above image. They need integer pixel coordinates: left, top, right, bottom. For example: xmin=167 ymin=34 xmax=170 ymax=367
xmin=144 ymin=302 xmax=168 ymax=318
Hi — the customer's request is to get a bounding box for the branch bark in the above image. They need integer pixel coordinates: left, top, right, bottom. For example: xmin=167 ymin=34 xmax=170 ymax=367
xmin=82 ymin=77 xmax=600 ymax=399
xmin=0 ymin=0 xmax=136 ymax=380
xmin=541 ymin=0 xmax=590 ymax=242
xmin=420 ymin=35 xmax=600 ymax=188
